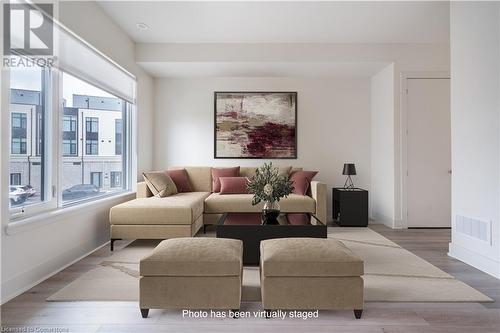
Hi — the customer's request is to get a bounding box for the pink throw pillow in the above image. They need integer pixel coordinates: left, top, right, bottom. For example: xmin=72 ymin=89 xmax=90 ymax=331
xmin=219 ymin=177 xmax=249 ymax=194
xmin=211 ymin=167 xmax=240 ymax=192
xmin=289 ymin=170 xmax=318 ymax=195
xmin=166 ymin=169 xmax=192 ymax=192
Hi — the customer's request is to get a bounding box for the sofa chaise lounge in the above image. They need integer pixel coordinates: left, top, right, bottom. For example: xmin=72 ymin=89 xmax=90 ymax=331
xmin=109 ymin=166 xmax=327 ymax=250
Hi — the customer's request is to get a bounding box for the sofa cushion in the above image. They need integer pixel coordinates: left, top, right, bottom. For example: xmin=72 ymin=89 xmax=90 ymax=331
xmin=167 ymin=169 xmax=192 ymax=192
xmin=110 ymin=192 xmax=210 ymax=225
xmin=261 ymin=238 xmax=364 ymax=277
xmin=143 ymin=171 xmax=178 ymax=197
xmin=168 ymin=167 xmax=212 ymax=192
xmin=219 ymin=177 xmax=249 ymax=194
xmin=290 ymin=170 xmax=318 ymax=195
xmin=240 ymin=166 xmax=295 ymax=178
xmin=212 ymin=167 xmax=240 ymax=192
xmin=140 ymin=238 xmax=243 ymax=276
xmin=204 ymin=193 xmax=315 ymax=213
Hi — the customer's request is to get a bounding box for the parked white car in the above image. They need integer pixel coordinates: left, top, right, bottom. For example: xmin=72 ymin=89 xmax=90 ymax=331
xmin=9 ymin=186 xmax=28 ymax=205
xmin=17 ymin=185 xmax=36 ymax=197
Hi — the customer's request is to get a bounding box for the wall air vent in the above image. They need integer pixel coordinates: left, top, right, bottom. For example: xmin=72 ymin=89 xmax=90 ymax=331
xmin=455 ymin=215 xmax=491 ymax=244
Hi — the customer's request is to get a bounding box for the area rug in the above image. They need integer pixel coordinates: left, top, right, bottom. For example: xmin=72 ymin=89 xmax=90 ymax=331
xmin=47 ymin=228 xmax=492 ymax=302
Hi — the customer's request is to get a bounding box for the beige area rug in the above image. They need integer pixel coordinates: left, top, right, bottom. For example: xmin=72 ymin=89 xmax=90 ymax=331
xmin=47 ymin=228 xmax=492 ymax=302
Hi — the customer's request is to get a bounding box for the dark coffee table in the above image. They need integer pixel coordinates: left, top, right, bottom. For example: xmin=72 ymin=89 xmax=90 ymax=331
xmin=216 ymin=212 xmax=327 ymax=265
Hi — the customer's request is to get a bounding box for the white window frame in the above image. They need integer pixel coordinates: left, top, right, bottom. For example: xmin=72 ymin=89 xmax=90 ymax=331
xmin=5 ymin=67 xmax=136 ymax=221
xmin=7 ymin=66 xmax=59 ymax=220
xmin=4 ymin=71 xmax=136 ymax=224
xmin=3 ymin=11 xmax=137 ymax=226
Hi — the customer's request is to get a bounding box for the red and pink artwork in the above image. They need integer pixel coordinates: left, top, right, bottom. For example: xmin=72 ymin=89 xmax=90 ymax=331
xmin=214 ymin=92 xmax=297 ymax=159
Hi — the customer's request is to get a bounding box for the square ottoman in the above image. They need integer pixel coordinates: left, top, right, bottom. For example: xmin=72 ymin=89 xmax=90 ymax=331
xmin=260 ymin=238 xmax=364 ymax=319
xmin=139 ymin=237 xmax=243 ymax=318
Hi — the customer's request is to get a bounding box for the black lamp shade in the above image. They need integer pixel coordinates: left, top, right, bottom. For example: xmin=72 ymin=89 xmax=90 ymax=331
xmin=342 ymin=163 xmax=357 ymax=176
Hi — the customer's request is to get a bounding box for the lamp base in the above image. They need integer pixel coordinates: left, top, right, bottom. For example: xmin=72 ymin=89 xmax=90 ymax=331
xmin=344 ymin=175 xmax=355 ymax=190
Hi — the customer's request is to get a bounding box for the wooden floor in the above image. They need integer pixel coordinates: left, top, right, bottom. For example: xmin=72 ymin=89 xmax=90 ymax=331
xmin=2 ymin=224 xmax=500 ymax=333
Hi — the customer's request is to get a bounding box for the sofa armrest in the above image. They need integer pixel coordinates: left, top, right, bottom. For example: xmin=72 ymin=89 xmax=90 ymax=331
xmin=310 ymin=181 xmax=327 ymax=225
xmin=137 ymin=182 xmax=153 ymax=198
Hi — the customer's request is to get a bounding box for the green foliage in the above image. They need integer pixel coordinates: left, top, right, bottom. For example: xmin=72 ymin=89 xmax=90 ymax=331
xmin=247 ymin=162 xmax=294 ymax=205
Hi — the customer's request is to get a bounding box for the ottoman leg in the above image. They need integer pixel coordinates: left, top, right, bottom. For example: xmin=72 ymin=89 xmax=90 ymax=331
xmin=354 ymin=309 xmax=363 ymax=319
xmin=140 ymin=308 xmax=149 ymax=318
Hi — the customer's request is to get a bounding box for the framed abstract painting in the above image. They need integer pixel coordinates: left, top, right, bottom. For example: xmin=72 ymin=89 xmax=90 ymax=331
xmin=214 ymin=91 xmax=297 ymax=159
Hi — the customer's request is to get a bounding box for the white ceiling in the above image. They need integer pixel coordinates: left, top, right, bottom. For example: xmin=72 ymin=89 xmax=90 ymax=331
xmin=138 ymin=61 xmax=388 ymax=78
xmin=98 ymin=1 xmax=450 ymax=44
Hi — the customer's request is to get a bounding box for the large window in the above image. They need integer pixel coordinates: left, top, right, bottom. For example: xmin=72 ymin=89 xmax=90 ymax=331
xmin=5 ymin=25 xmax=136 ymax=220
xmin=61 ymin=72 xmax=129 ymax=205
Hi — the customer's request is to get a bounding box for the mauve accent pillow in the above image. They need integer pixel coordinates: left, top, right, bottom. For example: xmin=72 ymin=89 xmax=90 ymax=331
xmin=219 ymin=177 xmax=249 ymax=194
xmin=211 ymin=167 xmax=240 ymax=192
xmin=289 ymin=170 xmax=318 ymax=195
xmin=166 ymin=169 xmax=192 ymax=192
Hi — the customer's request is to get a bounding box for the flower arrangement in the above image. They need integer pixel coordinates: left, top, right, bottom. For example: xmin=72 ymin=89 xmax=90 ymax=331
xmin=247 ymin=162 xmax=294 ymax=206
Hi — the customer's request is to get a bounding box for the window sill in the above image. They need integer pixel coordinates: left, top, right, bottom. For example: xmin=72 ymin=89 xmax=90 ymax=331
xmin=5 ymin=191 xmax=135 ymax=236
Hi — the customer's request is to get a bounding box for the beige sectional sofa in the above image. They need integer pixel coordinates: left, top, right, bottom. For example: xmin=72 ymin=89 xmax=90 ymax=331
xmin=109 ymin=166 xmax=327 ymax=249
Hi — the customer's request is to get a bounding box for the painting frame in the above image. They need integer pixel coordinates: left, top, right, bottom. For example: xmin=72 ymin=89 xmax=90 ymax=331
xmin=214 ymin=91 xmax=298 ymax=159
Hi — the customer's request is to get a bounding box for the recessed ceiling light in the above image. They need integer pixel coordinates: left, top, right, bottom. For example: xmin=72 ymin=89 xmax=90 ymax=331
xmin=136 ymin=23 xmax=149 ymax=31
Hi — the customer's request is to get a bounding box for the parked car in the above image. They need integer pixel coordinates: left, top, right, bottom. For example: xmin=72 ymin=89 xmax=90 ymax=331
xmin=9 ymin=186 xmax=28 ymax=205
xmin=11 ymin=185 xmax=36 ymax=197
xmin=20 ymin=185 xmax=36 ymax=197
xmin=62 ymin=184 xmax=100 ymax=201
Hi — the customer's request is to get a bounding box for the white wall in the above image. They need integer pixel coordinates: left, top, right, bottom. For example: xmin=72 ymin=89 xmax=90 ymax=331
xmin=142 ymin=42 xmax=449 ymax=227
xmin=370 ymin=64 xmax=396 ymax=227
xmin=448 ymin=2 xmax=500 ymax=278
xmin=1 ymin=1 xmax=154 ymax=303
xmin=154 ymin=77 xmax=372 ymax=219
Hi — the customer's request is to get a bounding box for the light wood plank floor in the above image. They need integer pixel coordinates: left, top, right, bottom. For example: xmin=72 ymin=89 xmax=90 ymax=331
xmin=1 ymin=224 xmax=500 ymax=333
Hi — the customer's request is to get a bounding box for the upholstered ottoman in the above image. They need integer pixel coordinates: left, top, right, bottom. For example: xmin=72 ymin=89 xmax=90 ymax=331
xmin=260 ymin=238 xmax=364 ymax=319
xmin=139 ymin=237 xmax=243 ymax=318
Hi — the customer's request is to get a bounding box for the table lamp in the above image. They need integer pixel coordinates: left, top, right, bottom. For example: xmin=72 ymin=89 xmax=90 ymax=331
xmin=342 ymin=163 xmax=356 ymax=189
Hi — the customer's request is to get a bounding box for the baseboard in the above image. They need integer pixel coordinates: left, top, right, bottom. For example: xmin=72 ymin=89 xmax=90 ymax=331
xmin=409 ymin=227 xmax=452 ymax=229
xmin=1 ymin=239 xmax=109 ymax=304
xmin=370 ymin=213 xmax=402 ymax=229
xmin=448 ymin=242 xmax=499 ymax=279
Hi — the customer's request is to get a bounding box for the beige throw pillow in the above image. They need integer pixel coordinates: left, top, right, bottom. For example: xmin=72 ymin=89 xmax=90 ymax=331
xmin=143 ymin=171 xmax=178 ymax=197
xmin=278 ymin=166 xmax=292 ymax=176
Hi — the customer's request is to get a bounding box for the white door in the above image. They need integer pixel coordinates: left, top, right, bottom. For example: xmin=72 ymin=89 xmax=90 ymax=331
xmin=407 ymin=78 xmax=451 ymax=228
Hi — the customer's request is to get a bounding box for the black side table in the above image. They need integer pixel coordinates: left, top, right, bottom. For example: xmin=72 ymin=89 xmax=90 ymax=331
xmin=332 ymin=188 xmax=368 ymax=227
